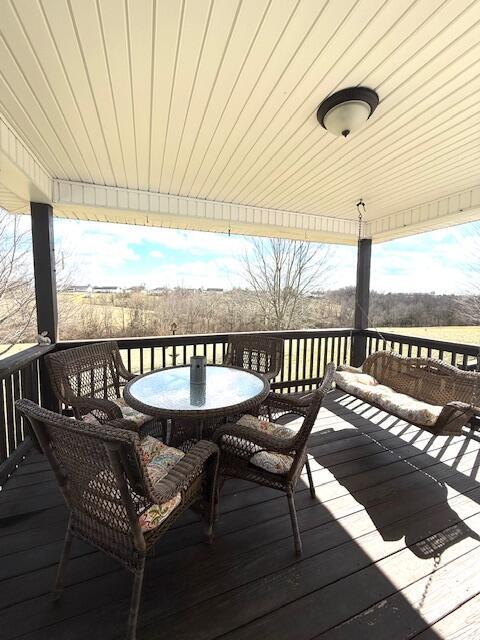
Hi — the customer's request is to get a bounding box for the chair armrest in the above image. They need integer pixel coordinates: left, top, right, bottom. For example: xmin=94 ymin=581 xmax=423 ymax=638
xmin=106 ymin=417 xmax=141 ymax=433
xmin=149 ymin=440 xmax=219 ymax=503
xmin=212 ymin=422 xmax=295 ymax=454
xmin=336 ymin=364 xmax=363 ymax=373
xmin=70 ymin=397 xmax=123 ymax=422
xmin=266 ymin=391 xmax=312 ymax=408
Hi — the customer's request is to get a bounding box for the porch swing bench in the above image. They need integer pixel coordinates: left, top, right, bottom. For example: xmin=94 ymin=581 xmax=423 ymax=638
xmin=335 ymin=351 xmax=479 ymax=436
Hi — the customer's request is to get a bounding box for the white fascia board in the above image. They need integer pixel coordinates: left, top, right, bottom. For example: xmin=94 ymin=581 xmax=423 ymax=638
xmin=52 ymin=179 xmax=360 ymax=245
xmin=0 ymin=115 xmax=52 ymax=206
xmin=367 ymin=186 xmax=480 ymax=242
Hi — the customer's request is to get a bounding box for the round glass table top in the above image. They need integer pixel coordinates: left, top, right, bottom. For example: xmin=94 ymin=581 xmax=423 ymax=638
xmin=124 ymin=365 xmax=269 ymax=417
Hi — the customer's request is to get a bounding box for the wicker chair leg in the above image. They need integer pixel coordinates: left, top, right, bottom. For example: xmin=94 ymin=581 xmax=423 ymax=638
xmin=305 ymin=456 xmax=316 ymax=498
xmin=287 ymin=490 xmax=302 ymax=556
xmin=126 ymin=560 xmax=145 ymax=640
xmin=53 ymin=525 xmax=73 ymax=600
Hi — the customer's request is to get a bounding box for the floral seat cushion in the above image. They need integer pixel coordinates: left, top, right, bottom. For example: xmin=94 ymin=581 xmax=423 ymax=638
xmin=83 ymin=397 xmax=152 ymax=428
xmin=140 ymin=438 xmax=184 ymax=530
xmin=250 ymin=450 xmax=294 ymax=475
xmin=228 ymin=414 xmax=295 ymax=476
xmin=139 ymin=493 xmax=181 ymax=532
xmin=236 ymin=414 xmax=295 ymax=439
xmin=140 ymin=436 xmax=185 ymax=485
xmin=335 ymin=371 xmax=442 ymax=427
xmin=84 ymin=436 xmax=184 ymax=534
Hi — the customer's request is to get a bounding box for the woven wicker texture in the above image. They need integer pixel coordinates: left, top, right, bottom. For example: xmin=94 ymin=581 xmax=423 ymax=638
xmin=364 ymin=351 xmax=480 ymax=408
xmin=213 ymin=363 xmax=335 ymax=555
xmin=46 ymin=342 xmax=166 ymax=439
xmin=15 ymin=398 xmax=219 ymax=640
xmin=124 ymin=365 xmax=270 ymax=450
xmin=223 ymin=335 xmax=284 ymax=381
xmin=338 ymin=351 xmax=477 ymax=435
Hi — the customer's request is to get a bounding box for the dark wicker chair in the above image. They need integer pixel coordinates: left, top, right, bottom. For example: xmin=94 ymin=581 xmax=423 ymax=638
xmin=223 ymin=334 xmax=284 ymax=381
xmin=257 ymin=373 xmax=337 ymax=495
xmin=45 ymin=341 xmax=166 ymax=440
xmin=213 ymin=363 xmax=335 ymax=555
xmin=16 ymin=398 xmax=219 ymax=640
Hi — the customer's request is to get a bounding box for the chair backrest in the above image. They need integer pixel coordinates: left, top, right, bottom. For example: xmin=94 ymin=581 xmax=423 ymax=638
xmin=16 ymin=398 xmax=151 ymax=561
xmin=46 ymin=341 xmax=125 ymax=407
xmin=288 ymin=363 xmax=336 ymax=477
xmin=363 ymin=351 xmax=480 ymax=408
xmin=224 ymin=335 xmax=284 ymax=379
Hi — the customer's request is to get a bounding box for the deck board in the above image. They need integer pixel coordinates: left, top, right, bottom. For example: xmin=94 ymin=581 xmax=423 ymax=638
xmin=1 ymin=390 xmax=480 ymax=639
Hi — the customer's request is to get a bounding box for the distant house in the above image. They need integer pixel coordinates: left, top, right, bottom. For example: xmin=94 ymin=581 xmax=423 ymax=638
xmin=124 ymin=285 xmax=145 ymax=294
xmin=66 ymin=285 xmax=93 ymax=294
xmin=92 ymin=286 xmax=123 ymax=294
xmin=206 ymin=287 xmax=224 ymax=293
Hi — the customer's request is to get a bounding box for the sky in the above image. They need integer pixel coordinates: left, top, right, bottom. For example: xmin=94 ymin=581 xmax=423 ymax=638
xmin=48 ymin=217 xmax=476 ymax=294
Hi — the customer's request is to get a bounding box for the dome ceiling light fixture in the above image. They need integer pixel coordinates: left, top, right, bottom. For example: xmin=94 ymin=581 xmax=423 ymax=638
xmin=316 ymin=87 xmax=379 ymax=138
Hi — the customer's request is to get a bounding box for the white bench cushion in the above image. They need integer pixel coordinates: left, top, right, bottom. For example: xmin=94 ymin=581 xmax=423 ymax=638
xmin=335 ymin=370 xmax=443 ymax=427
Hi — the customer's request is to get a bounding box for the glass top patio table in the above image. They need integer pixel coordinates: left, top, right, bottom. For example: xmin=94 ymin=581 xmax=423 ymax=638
xmin=124 ymin=365 xmax=270 ymax=419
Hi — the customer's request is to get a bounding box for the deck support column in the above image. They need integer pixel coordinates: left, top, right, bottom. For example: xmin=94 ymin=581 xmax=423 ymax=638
xmin=31 ymin=202 xmax=59 ymax=410
xmin=351 ymin=238 xmax=372 ymax=367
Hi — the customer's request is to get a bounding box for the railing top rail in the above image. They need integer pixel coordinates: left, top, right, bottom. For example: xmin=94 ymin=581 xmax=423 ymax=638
xmin=56 ymin=328 xmax=356 ymax=350
xmin=0 ymin=344 xmax=54 ymax=378
xmin=364 ymin=329 xmax=480 ymax=356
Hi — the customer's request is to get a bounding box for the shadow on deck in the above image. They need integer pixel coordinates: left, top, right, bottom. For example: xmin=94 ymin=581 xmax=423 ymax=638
xmin=2 ymin=389 xmax=480 ymax=639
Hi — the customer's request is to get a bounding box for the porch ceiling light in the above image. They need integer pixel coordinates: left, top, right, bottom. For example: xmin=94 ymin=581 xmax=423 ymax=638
xmin=316 ymin=87 xmax=379 ymax=138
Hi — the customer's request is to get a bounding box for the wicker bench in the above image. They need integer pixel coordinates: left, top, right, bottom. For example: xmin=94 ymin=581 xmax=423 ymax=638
xmin=335 ymin=351 xmax=479 ymax=435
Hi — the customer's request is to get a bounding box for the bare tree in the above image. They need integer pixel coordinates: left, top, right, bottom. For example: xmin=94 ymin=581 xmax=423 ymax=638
xmin=0 ymin=210 xmax=36 ymax=355
xmin=242 ymin=238 xmax=332 ymax=330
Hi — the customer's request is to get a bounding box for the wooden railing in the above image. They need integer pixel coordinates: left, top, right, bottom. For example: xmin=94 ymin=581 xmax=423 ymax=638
xmin=364 ymin=330 xmax=480 ymax=370
xmin=0 ymin=344 xmax=54 ymax=485
xmin=57 ymin=328 xmax=355 ymax=393
xmin=2 ymin=327 xmax=480 ymax=486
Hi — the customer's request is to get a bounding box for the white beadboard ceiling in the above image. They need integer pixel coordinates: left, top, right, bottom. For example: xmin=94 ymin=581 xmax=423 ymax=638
xmin=0 ymin=0 xmax=479 ymax=243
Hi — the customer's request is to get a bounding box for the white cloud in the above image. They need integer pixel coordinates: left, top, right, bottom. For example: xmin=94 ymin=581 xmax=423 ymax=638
xmin=48 ymin=217 xmax=480 ymax=293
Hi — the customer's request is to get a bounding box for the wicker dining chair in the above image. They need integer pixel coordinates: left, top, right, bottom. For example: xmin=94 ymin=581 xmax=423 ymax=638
xmin=257 ymin=369 xmax=338 ymax=497
xmin=213 ymin=363 xmax=335 ymax=555
xmin=45 ymin=341 xmax=166 ymax=440
xmin=223 ymin=334 xmax=284 ymax=381
xmin=16 ymin=398 xmax=219 ymax=640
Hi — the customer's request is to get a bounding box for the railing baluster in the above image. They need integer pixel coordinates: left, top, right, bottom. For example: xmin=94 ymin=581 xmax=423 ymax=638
xmin=295 ymin=338 xmax=301 ymax=384
xmin=0 ymin=380 xmax=7 ymax=462
xmin=309 ymin=338 xmax=315 ymax=381
xmin=287 ymin=339 xmax=293 ymax=384
xmin=302 ymin=338 xmax=308 ymax=386
xmin=322 ymin=337 xmax=329 ymax=378
xmin=5 ymin=375 xmax=15 ymax=454
xmin=13 ymin=370 xmax=23 ymax=442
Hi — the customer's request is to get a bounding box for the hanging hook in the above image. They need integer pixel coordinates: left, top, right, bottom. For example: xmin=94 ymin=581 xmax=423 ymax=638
xmin=356 ymin=199 xmax=366 ymax=239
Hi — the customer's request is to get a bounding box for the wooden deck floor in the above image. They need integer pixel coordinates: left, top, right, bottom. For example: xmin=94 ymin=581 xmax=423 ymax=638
xmin=2 ymin=390 xmax=480 ymax=639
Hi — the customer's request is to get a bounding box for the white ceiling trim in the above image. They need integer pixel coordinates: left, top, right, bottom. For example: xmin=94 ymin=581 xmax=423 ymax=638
xmin=52 ymin=179 xmax=360 ymax=244
xmin=366 ymin=185 xmax=480 ymax=241
xmin=0 ymin=114 xmax=52 ymax=206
